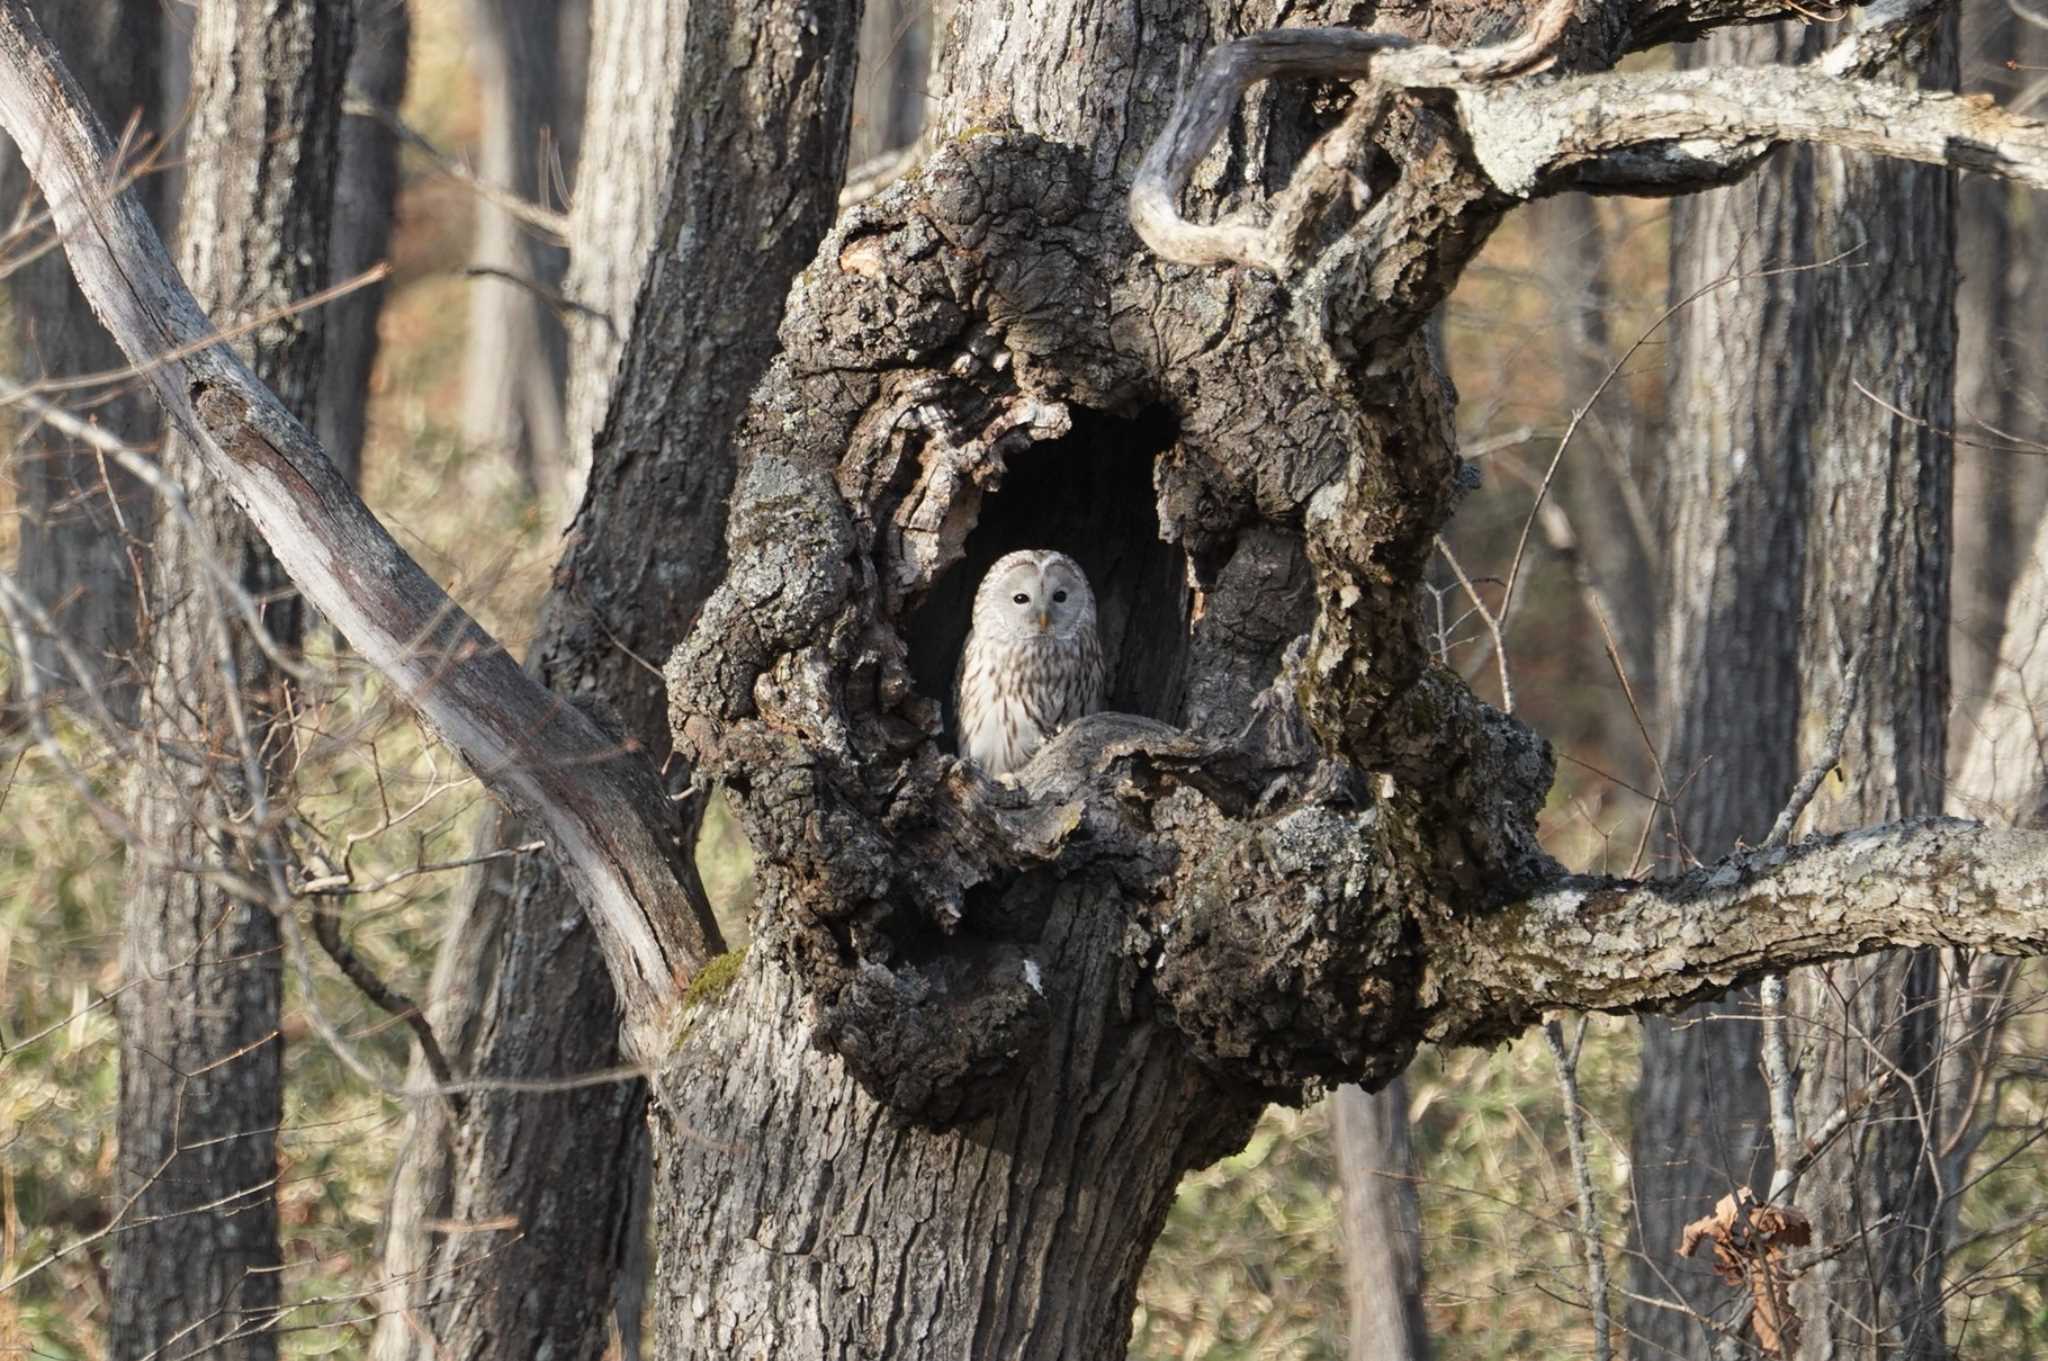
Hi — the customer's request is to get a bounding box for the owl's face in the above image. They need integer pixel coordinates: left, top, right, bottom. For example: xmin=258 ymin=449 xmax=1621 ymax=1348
xmin=971 ymin=550 xmax=1098 ymax=643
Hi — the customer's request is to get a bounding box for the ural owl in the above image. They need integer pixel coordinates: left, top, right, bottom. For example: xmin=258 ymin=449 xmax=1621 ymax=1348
xmin=954 ymin=549 xmax=1106 ymax=776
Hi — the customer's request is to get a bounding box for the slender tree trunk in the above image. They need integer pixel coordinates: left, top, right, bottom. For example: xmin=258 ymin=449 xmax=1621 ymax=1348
xmin=1950 ymin=0 xmax=2048 ymax=728
xmin=559 ymin=0 xmax=679 ymax=474
xmin=1332 ymin=1080 xmax=1431 ymax=1361
xmin=1780 ymin=15 xmax=1955 ymax=1360
xmin=112 ymin=3 xmax=351 ymax=1358
xmin=2 ymin=1 xmax=163 ymax=721
xmin=459 ymin=0 xmax=570 ymax=499
xmin=369 ymin=2 xmax=864 ymax=1356
xmin=850 ymin=0 xmax=929 ymax=165
xmin=317 ymin=0 xmax=409 ymax=487
xmin=1623 ymin=31 xmax=1812 ymax=1360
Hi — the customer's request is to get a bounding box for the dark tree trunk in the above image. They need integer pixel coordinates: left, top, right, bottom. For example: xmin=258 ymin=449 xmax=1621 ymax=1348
xmin=1622 ymin=28 xmax=1811 ymax=1358
xmin=1332 ymin=1079 xmax=1431 ymax=1361
xmin=1784 ymin=14 xmax=1956 ymax=1356
xmin=369 ymin=2 xmax=865 ymax=1356
xmin=459 ymin=0 xmax=571 ymax=498
xmin=316 ymin=0 xmax=409 ymax=487
xmin=111 ymin=3 xmax=351 ymax=1358
xmin=3 ymin=0 xmax=163 ymax=721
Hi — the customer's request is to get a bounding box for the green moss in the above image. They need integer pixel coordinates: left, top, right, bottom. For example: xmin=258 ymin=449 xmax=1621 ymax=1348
xmin=680 ymin=946 xmax=747 ymax=1014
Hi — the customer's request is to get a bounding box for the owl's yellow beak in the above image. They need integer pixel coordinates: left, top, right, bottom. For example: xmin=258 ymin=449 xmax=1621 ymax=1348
xmin=1037 ymin=611 xmax=1051 ymax=631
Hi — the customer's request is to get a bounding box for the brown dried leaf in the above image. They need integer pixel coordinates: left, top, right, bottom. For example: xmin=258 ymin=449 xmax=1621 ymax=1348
xmin=1675 ymin=1187 xmax=1813 ymax=1358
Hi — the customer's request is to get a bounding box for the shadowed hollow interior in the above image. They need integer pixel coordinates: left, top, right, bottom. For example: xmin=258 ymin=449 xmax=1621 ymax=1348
xmin=908 ymin=406 xmax=1189 ymax=745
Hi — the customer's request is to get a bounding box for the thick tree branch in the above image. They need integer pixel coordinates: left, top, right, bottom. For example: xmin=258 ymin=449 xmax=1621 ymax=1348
xmin=1459 ymin=63 xmax=2048 ymax=198
xmin=1431 ymin=818 xmax=2048 ymax=1044
xmin=0 ymin=0 xmax=720 ymax=1055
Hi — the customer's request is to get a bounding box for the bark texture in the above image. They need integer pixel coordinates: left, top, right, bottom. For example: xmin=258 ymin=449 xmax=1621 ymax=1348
xmin=459 ymin=0 xmax=572 ymax=497
xmin=316 ymin=0 xmax=409 ymax=487
xmin=1781 ymin=14 xmax=1956 ymax=1358
xmin=370 ymin=2 xmax=867 ymax=1357
xmin=3 ymin=0 xmax=163 ymax=720
xmin=112 ymin=3 xmax=352 ymax=1357
xmin=1332 ymin=1080 xmax=1431 ymax=1361
xmin=1623 ymin=26 xmax=1807 ymax=1356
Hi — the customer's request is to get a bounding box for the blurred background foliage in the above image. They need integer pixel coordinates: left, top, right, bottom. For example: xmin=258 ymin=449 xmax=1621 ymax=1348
xmin=3 ymin=3 xmax=2047 ymax=1359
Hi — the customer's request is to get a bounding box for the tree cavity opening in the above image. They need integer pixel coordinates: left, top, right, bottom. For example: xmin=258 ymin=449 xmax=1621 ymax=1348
xmin=908 ymin=404 xmax=1188 ymax=746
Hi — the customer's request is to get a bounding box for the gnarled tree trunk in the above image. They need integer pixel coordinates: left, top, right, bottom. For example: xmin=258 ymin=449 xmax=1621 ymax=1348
xmin=112 ymin=2 xmax=351 ymax=1357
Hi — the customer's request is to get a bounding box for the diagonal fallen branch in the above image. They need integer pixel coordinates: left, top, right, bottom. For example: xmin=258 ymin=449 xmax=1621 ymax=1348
xmin=0 ymin=0 xmax=721 ymax=1056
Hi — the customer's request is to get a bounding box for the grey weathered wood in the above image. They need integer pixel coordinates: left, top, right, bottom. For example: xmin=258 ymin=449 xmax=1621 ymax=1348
xmin=112 ymin=4 xmax=351 ymax=1355
xmin=0 ymin=0 xmax=723 ymax=1058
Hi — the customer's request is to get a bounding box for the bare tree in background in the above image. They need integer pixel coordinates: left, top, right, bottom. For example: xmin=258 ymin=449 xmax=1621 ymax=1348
xmin=1332 ymin=1078 xmax=1430 ymax=1360
xmin=851 ymin=0 xmax=929 ymax=166
xmin=1780 ymin=16 xmax=1957 ymax=1355
xmin=318 ymin=0 xmax=410 ymax=487
xmin=458 ymin=0 xmax=578 ymax=500
xmin=1622 ymin=28 xmax=1805 ymax=1356
xmin=1 ymin=1 xmax=163 ymax=720
xmin=1951 ymin=0 xmax=2048 ymax=727
xmin=111 ymin=3 xmax=352 ymax=1357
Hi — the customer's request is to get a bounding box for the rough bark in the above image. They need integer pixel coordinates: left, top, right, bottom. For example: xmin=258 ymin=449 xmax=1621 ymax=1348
xmin=1780 ymin=12 xmax=1956 ymax=1357
xmin=111 ymin=3 xmax=352 ymax=1357
xmin=459 ymin=0 xmax=571 ymax=498
xmin=1332 ymin=1079 xmax=1431 ymax=1361
xmin=316 ymin=0 xmax=409 ymax=487
xmin=370 ymin=2 xmax=866 ymax=1357
xmin=3 ymin=0 xmax=163 ymax=721
xmin=1623 ymin=25 xmax=1809 ymax=1355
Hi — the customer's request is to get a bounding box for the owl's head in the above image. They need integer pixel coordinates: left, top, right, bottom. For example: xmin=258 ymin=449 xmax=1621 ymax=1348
xmin=971 ymin=549 xmax=1099 ymax=642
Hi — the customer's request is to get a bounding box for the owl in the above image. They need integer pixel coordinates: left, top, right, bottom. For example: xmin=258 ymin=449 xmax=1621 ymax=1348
xmin=954 ymin=549 xmax=1107 ymax=776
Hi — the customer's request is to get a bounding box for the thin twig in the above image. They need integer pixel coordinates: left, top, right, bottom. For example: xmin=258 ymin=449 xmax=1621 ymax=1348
xmin=342 ymin=93 xmax=571 ymax=240
xmin=306 ymin=904 xmax=466 ymax=1118
xmin=463 ymin=265 xmax=614 ymax=333
xmin=1436 ymin=536 xmax=1514 ymax=714
xmin=1545 ymin=1017 xmax=1613 ymax=1361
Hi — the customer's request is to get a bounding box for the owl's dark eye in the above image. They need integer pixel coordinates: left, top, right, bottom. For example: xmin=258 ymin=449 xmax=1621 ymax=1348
xmin=1012 ymin=592 xmax=1030 ymax=605
xmin=1051 ymin=589 xmax=1069 ymax=604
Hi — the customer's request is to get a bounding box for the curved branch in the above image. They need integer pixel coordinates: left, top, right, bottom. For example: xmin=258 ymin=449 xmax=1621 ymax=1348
xmin=0 ymin=0 xmax=721 ymax=1053
xmin=1432 ymin=818 xmax=2048 ymax=1044
xmin=1129 ymin=0 xmax=1576 ymax=270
